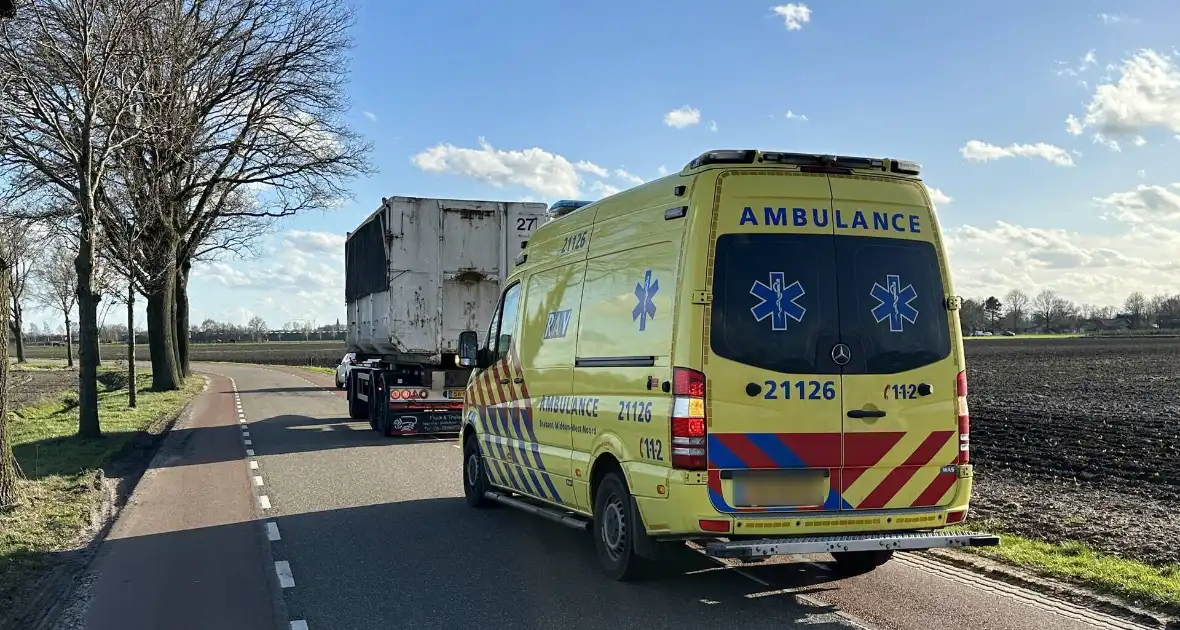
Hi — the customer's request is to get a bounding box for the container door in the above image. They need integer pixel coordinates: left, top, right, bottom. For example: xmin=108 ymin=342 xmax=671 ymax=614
xmin=440 ymin=202 xmax=502 ymax=355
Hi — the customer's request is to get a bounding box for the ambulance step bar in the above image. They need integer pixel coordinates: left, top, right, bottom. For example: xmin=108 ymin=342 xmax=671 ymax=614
xmin=705 ymin=531 xmax=1000 ymax=559
xmin=484 ymin=490 xmax=590 ymax=531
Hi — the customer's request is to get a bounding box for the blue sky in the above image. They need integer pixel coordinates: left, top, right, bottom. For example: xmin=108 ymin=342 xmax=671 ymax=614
xmin=26 ymin=0 xmax=1180 ymax=333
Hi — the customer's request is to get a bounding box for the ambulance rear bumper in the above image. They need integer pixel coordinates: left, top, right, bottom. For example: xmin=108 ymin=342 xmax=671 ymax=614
xmin=704 ymin=531 xmax=999 ymax=559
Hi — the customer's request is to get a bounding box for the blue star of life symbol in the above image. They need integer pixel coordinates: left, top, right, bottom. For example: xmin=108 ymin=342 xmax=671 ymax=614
xmin=871 ymin=274 xmax=919 ymax=333
xmin=749 ymin=272 xmax=806 ymax=331
xmin=632 ymin=269 xmax=658 ymax=331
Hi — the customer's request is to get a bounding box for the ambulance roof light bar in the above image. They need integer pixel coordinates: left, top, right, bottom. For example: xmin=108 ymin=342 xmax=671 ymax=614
xmin=546 ymin=199 xmax=594 ymax=220
xmin=684 ymin=149 xmax=921 ymax=176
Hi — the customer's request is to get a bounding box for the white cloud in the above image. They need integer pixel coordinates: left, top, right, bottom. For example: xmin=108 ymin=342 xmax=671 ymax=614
xmin=707 ymin=120 xmax=718 ymax=132
xmin=1132 ymin=135 xmax=1147 ymax=147
xmin=362 ymin=111 xmax=378 ymax=122
xmin=664 ymin=105 xmax=701 ymax=128
xmin=1055 ymin=49 xmax=1098 ymax=77
xmin=613 ymin=169 xmax=645 ymax=185
xmin=960 ymin=140 xmax=1074 ymax=166
xmin=412 ymin=137 xmax=583 ymax=197
xmin=926 ymin=186 xmax=953 ymax=206
xmin=1092 ymin=133 xmax=1122 ymax=152
xmin=657 ymin=165 xmax=669 ymax=176
xmin=772 ymin=4 xmax=811 ymax=30
xmin=191 ymin=229 xmax=348 ymax=326
xmin=1098 ymin=13 xmax=1133 ymax=24
xmin=1093 ymin=183 xmax=1180 ymax=224
xmin=944 ymin=218 xmax=1180 ymax=305
xmin=588 ymin=181 xmax=621 ymax=199
xmin=785 ymin=110 xmax=809 ymax=121
xmin=285 ymin=230 xmax=345 ymax=255
xmin=1067 ymin=49 xmax=1180 ymax=140
xmin=1138 ymin=169 xmax=1147 ymax=178
xmin=575 ymin=160 xmax=609 ymax=178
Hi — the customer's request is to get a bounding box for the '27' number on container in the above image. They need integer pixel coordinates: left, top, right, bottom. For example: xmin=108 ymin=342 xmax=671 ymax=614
xmin=517 ymin=217 xmax=538 ymax=231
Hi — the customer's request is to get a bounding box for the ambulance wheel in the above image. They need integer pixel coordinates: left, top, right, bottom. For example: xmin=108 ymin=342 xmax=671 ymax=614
xmin=463 ymin=434 xmax=490 ymax=508
xmin=592 ymin=471 xmax=649 ymax=581
xmin=830 ymin=550 xmax=894 ymax=576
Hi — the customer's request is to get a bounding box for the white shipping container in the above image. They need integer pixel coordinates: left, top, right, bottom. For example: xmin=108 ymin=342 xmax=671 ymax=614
xmin=345 ymin=196 xmax=547 ymax=363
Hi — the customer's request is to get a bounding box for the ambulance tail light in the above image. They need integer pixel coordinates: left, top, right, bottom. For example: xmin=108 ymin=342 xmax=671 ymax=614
xmin=956 ymin=370 xmax=970 ymax=465
xmin=671 ymin=367 xmax=707 ymax=471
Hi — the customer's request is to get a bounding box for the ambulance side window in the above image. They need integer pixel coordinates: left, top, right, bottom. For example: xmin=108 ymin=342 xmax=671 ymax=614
xmin=493 ymin=283 xmax=522 ymax=362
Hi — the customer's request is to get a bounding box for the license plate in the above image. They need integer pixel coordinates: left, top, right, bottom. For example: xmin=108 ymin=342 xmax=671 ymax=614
xmin=445 ymin=389 xmax=465 ymax=400
xmin=732 ymin=469 xmax=829 ymax=508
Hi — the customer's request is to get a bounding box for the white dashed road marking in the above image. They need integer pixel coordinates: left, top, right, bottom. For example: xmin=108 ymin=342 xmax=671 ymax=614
xmin=254 ymin=475 xmax=265 ymax=487
xmin=259 ymin=495 xmax=271 ymax=509
xmin=266 ymin=522 xmax=281 ymax=541
xmin=275 ymin=561 xmax=296 ymax=588
xmin=244 ymin=439 xmax=253 ymax=446
xmin=250 ymin=461 xmax=259 ymax=470
xmin=290 ymin=621 xmax=309 ymax=630
xmin=246 ymin=449 xmax=255 ymax=456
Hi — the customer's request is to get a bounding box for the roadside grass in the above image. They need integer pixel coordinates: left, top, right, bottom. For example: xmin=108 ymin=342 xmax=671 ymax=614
xmin=0 ymin=369 xmax=204 ymax=619
xmin=964 ymin=333 xmax=1083 ymax=340
xmin=948 ymin=521 xmax=1180 ymax=612
xmin=295 ymin=365 xmax=336 ymax=376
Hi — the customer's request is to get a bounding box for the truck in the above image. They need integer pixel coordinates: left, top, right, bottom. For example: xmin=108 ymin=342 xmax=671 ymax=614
xmin=343 ymin=196 xmax=548 ymax=436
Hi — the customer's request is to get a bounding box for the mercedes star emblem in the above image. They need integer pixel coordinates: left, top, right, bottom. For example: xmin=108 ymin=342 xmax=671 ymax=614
xmin=831 ymin=343 xmax=851 ymax=365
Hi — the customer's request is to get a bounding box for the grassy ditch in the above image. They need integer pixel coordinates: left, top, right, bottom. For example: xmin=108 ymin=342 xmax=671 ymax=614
xmin=0 ymin=367 xmax=204 ymax=621
xmin=949 ymin=522 xmax=1180 ymax=613
xmin=295 ymin=365 xmax=336 ymax=376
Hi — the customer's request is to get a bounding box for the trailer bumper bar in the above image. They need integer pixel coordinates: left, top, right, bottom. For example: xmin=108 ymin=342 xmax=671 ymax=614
xmin=704 ymin=531 xmax=1000 ymax=559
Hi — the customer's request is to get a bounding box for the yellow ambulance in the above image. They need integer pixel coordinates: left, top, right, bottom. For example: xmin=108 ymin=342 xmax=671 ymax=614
xmin=455 ymin=149 xmax=998 ymax=580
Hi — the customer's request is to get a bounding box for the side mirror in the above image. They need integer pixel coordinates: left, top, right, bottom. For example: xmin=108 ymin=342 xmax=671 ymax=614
xmin=457 ymin=330 xmax=479 ymax=368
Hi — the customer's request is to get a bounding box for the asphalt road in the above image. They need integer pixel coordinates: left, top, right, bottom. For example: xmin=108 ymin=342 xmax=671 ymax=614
xmin=71 ymin=363 xmax=1156 ymax=630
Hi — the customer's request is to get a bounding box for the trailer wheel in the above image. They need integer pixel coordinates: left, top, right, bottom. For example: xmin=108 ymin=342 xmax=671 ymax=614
xmin=347 ymin=373 xmax=368 ymax=420
xmin=462 ymin=434 xmax=491 ymax=508
xmin=830 ymin=550 xmax=894 ymax=576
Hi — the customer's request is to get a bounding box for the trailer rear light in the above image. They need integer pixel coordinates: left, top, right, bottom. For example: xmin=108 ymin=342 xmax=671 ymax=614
xmin=419 ymin=389 xmax=429 ymax=399
xmin=671 ymin=367 xmax=707 ymax=471
xmin=698 ymin=519 xmax=730 ymax=533
xmin=390 ymin=389 xmax=402 ymax=400
xmin=956 ymin=370 xmax=970 ymax=465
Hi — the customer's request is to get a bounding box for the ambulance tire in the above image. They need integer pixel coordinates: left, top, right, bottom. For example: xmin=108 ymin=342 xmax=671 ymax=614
xmin=592 ymin=472 xmax=649 ymax=582
xmin=462 ymin=434 xmax=491 ymax=508
xmin=830 ymin=550 xmax=894 ymax=576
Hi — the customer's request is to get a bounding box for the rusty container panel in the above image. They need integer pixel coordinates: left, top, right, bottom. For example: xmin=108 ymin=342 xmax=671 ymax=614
xmin=346 ymin=196 xmax=546 ymax=364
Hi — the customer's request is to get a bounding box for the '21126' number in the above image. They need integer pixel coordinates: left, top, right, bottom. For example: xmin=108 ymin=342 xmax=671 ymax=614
xmin=764 ymin=380 xmax=837 ymax=400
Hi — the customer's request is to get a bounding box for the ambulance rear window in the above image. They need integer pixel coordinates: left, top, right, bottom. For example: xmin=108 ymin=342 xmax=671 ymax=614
xmin=834 ymin=236 xmax=951 ymax=374
xmin=710 ymin=233 xmax=841 ymax=375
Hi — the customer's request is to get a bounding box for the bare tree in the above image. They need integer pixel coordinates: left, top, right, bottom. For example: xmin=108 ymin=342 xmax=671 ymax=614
xmin=107 ymin=0 xmax=371 ymax=385
xmin=1032 ymin=289 xmax=1059 ymax=330
xmin=33 ymin=244 xmax=79 ymax=367
xmin=0 ymin=235 xmax=22 ymax=507
xmin=1003 ymin=288 xmax=1030 ymax=332
xmin=247 ymin=315 xmax=267 ymax=341
xmin=0 ymin=217 xmax=41 ymax=362
xmin=1123 ymin=291 xmax=1148 ymax=328
xmin=0 ymin=0 xmax=163 ymax=437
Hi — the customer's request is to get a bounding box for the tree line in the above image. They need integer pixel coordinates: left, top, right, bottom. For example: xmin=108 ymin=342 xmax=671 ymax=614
xmin=959 ymin=289 xmax=1180 ymax=334
xmin=0 ymin=0 xmax=372 ymax=508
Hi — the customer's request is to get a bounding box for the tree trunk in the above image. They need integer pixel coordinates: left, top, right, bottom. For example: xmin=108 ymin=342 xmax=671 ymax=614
xmin=174 ymin=261 xmax=191 ymax=378
xmin=10 ymin=304 xmax=26 ymax=363
xmin=74 ymin=233 xmax=102 ymax=439
xmin=127 ymin=281 xmax=137 ymax=408
xmin=65 ymin=316 xmax=74 ymax=368
xmin=0 ymin=250 xmax=23 ymax=508
xmin=146 ymin=264 xmax=183 ymax=392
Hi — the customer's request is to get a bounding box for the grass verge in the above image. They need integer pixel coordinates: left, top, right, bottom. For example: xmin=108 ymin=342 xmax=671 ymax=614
xmin=0 ymin=369 xmax=205 ymax=621
xmin=295 ymin=365 xmax=336 ymax=376
xmin=950 ymin=522 xmax=1180 ymax=613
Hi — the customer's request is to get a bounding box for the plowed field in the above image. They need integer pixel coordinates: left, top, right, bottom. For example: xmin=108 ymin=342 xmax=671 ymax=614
xmin=967 ymin=337 xmax=1180 ymax=567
